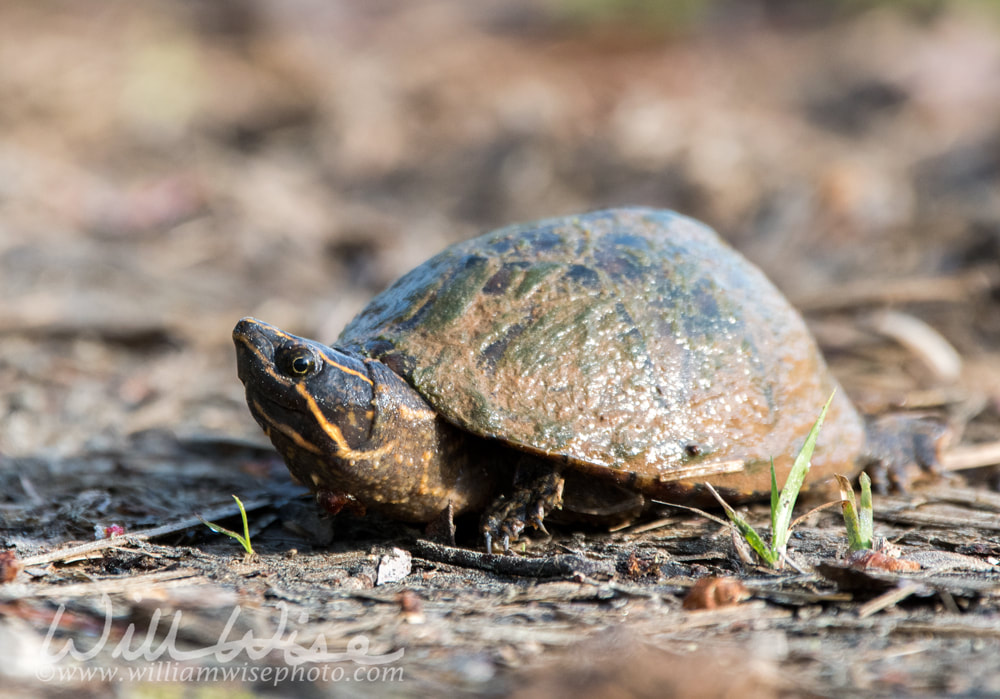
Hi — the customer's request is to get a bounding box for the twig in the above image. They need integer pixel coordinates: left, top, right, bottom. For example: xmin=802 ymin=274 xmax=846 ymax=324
xmin=612 ymin=516 xmax=678 ymax=535
xmin=18 ymin=475 xmax=44 ymax=506
xmin=794 ymin=268 xmax=997 ymax=311
xmin=865 ymin=310 xmax=962 ymax=382
xmin=857 ymin=580 xmax=923 ymax=618
xmin=941 ymin=442 xmax=1000 ymax=472
xmin=410 ymin=539 xmax=614 ymax=578
xmin=4 ymin=569 xmax=203 ymax=599
xmin=18 ymin=497 xmax=274 ymax=568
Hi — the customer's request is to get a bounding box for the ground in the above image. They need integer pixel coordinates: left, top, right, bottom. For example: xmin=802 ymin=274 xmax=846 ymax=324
xmin=2 ymin=1 xmax=1000 ymax=696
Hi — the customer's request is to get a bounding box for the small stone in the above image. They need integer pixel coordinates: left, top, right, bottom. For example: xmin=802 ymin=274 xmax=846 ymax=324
xmin=682 ymin=576 xmax=750 ymax=610
xmin=376 ymin=547 xmax=412 ymax=585
xmin=0 ymin=550 xmax=21 ymax=584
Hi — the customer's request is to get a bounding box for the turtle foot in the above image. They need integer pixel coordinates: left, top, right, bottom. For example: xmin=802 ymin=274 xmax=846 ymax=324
xmin=863 ymin=414 xmax=953 ymax=492
xmin=480 ymin=472 xmax=565 ymax=553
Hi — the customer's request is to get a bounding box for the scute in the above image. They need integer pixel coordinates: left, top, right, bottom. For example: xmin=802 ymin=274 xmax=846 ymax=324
xmin=338 ymin=208 xmax=864 ymax=492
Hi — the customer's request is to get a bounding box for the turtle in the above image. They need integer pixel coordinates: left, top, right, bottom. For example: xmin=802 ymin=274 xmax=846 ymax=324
xmin=233 ymin=207 xmax=945 ymax=551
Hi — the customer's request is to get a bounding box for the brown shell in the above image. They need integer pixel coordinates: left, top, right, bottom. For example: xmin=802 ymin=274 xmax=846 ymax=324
xmin=338 ymin=208 xmax=864 ymax=495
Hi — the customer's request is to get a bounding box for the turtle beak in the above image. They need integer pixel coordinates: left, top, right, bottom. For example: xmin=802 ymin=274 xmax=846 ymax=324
xmin=233 ymin=317 xmax=277 ymax=385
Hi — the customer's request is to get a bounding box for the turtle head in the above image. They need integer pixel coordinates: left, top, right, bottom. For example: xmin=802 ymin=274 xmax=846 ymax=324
xmin=233 ymin=317 xmax=377 ymax=472
xmin=233 ymin=317 xmax=492 ymax=521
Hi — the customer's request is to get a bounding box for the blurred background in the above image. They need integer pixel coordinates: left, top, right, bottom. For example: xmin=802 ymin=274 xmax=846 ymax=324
xmin=1 ymin=0 xmax=998 ymax=459
xmin=4 ymin=3 xmax=1000 ymax=696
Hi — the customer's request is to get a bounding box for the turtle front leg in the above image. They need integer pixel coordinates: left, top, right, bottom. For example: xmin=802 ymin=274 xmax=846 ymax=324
xmin=480 ymin=471 xmax=565 ymax=553
xmin=863 ymin=414 xmax=953 ymax=492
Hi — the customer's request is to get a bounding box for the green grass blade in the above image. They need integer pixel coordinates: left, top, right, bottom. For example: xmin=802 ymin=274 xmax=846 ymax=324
xmin=234 ymin=495 xmax=253 ymax=553
xmin=706 ymin=484 xmax=778 ymax=566
xmin=770 ymin=458 xmax=779 ymax=537
xmin=772 ymin=391 xmax=835 ymax=556
xmin=858 ymin=472 xmax=873 ymax=548
xmin=200 ymin=519 xmax=240 ymax=539
xmin=200 ymin=495 xmax=255 ymax=556
xmin=731 ymin=515 xmax=778 ymax=566
xmin=835 ymin=474 xmax=865 ymax=551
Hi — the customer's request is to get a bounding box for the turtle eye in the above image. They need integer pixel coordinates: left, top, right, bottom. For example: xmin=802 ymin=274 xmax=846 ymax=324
xmin=277 ymin=347 xmax=319 ymax=377
xmin=291 ymin=354 xmax=315 ymax=375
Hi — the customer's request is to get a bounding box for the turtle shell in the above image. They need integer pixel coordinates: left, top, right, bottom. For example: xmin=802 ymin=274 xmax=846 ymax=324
xmin=338 ymin=208 xmax=864 ymax=495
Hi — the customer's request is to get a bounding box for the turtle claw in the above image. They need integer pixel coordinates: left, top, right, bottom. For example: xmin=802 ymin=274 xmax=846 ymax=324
xmin=480 ymin=472 xmax=564 ymax=552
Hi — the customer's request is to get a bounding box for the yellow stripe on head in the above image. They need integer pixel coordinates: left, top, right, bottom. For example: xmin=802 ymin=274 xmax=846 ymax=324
xmin=295 ymin=384 xmax=394 ymax=461
xmin=251 ymin=399 xmax=324 ymax=455
xmin=318 ymin=348 xmax=374 ymax=386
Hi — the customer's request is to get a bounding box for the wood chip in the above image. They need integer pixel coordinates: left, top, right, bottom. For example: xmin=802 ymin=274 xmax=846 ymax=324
xmin=877 ymin=504 xmax=1000 ymax=532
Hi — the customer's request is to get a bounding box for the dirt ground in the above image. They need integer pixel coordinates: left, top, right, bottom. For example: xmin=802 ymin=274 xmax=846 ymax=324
xmin=3 ymin=1 xmax=1000 ymax=696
